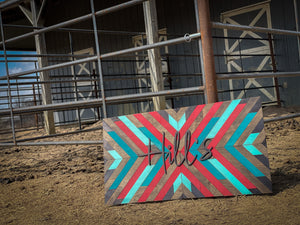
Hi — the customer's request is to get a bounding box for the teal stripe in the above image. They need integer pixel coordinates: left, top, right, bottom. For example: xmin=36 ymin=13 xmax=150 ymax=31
xmin=173 ymin=174 xmax=182 ymax=193
xmin=244 ymin=145 xmax=262 ymax=155
xmin=138 ymin=127 xmax=169 ymax=153
xmin=244 ymin=133 xmax=260 ymax=145
xmin=210 ymin=159 xmax=252 ymax=195
xmin=118 ymin=116 xmax=149 ymax=146
xmin=226 ymin=112 xmax=257 ymax=147
xmin=189 ymin=118 xmax=226 ymax=180
xmin=207 ymin=99 xmax=241 ymax=139
xmin=110 ymin=157 xmax=137 ymax=190
xmin=138 ymin=127 xmax=170 ymax=186
xmin=168 ymin=114 xmax=186 ymax=131
xmin=108 ymin=131 xmax=137 ymax=158
xmin=122 ymin=165 xmax=154 ymax=204
xmin=181 ymin=174 xmax=192 ymax=191
xmin=225 ymin=146 xmax=264 ymax=177
xmin=142 ymin=157 xmax=163 ymax=186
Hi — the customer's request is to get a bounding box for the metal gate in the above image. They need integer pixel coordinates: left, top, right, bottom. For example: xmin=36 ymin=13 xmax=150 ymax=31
xmin=221 ymin=0 xmax=278 ymax=104
xmin=71 ymin=47 xmax=100 ymax=121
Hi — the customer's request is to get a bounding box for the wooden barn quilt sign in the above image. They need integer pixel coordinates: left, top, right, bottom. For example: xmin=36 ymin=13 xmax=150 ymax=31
xmin=103 ymin=97 xmax=272 ymax=205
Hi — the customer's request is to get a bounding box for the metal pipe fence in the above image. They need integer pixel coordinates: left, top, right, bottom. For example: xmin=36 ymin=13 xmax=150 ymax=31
xmin=1 ymin=0 xmax=300 ymax=146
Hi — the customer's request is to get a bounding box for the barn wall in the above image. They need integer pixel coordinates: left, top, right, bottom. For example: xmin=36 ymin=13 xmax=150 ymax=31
xmin=42 ymin=0 xmax=300 ymax=124
xmin=211 ymin=0 xmax=300 ymax=106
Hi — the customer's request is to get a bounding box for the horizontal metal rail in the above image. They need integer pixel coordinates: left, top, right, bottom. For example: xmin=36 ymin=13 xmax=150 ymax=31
xmin=0 ymin=140 xmax=103 ymax=146
xmin=0 ymin=86 xmax=204 ymax=116
xmin=0 ymin=33 xmax=201 ymax=81
xmin=212 ymin=22 xmax=300 ymax=37
xmin=264 ymin=113 xmax=300 ymax=123
xmin=3 ymin=23 xmax=146 ymax=36
xmin=217 ymin=71 xmax=300 ymax=80
xmin=1 ymin=127 xmax=102 ymax=143
xmin=0 ymin=0 xmax=146 ymax=46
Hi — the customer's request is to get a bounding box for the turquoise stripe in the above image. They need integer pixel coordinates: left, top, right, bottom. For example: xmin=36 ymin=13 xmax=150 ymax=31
xmin=173 ymin=174 xmax=182 ymax=193
xmin=207 ymin=99 xmax=241 ymax=139
xmin=244 ymin=145 xmax=262 ymax=155
xmin=108 ymin=151 xmax=122 ymax=170
xmin=138 ymin=127 xmax=171 ymax=186
xmin=110 ymin=157 xmax=137 ymax=190
xmin=122 ymin=165 xmax=154 ymax=204
xmin=189 ymin=118 xmax=226 ymax=180
xmin=225 ymin=146 xmax=264 ymax=177
xmin=118 ymin=116 xmax=149 ymax=146
xmin=108 ymin=131 xmax=137 ymax=158
xmin=178 ymin=113 xmax=186 ymax=131
xmin=182 ymin=173 xmax=192 ymax=191
xmin=169 ymin=115 xmax=178 ymax=130
xmin=226 ymin=112 xmax=257 ymax=147
xmin=108 ymin=150 xmax=122 ymax=160
xmin=210 ymin=159 xmax=252 ymax=195
xmin=109 ymin=159 xmax=122 ymax=170
xmin=173 ymin=173 xmax=192 ymax=193
xmin=138 ymin=127 xmax=169 ymax=153
xmin=244 ymin=133 xmax=260 ymax=145
xmin=168 ymin=114 xmax=186 ymax=131
xmin=142 ymin=157 xmax=163 ymax=186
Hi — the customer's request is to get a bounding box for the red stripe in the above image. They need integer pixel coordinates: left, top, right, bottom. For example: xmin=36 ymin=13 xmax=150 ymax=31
xmin=181 ymin=166 xmax=214 ymax=197
xmin=117 ymin=157 xmax=148 ymax=199
xmin=115 ymin=120 xmax=148 ymax=154
xmin=179 ymin=104 xmax=205 ymax=138
xmin=178 ymin=101 xmax=233 ymax=196
xmin=180 ymin=101 xmax=223 ymax=153
xmin=149 ymin=111 xmax=177 ymax=136
xmin=208 ymin=104 xmax=256 ymax=189
xmin=192 ymin=160 xmax=232 ymax=196
xmin=138 ymin=160 xmax=172 ymax=202
xmin=154 ymin=168 xmax=181 ymax=201
xmin=134 ymin=113 xmax=173 ymax=150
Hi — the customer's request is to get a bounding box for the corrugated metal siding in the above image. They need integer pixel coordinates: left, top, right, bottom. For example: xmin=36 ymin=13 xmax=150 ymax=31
xmin=270 ymin=0 xmax=300 ymax=106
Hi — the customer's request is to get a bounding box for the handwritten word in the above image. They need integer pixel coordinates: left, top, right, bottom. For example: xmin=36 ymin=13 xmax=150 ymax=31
xmin=140 ymin=131 xmax=213 ymax=174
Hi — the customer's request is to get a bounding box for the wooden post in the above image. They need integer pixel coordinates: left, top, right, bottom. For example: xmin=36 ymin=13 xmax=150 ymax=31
xmin=30 ymin=0 xmax=55 ymax=134
xmin=143 ymin=0 xmax=166 ymax=111
xmin=197 ymin=0 xmax=218 ymax=103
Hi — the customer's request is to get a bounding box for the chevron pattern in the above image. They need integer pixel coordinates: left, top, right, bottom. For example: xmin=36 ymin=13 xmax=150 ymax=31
xmin=103 ymin=97 xmax=272 ymax=205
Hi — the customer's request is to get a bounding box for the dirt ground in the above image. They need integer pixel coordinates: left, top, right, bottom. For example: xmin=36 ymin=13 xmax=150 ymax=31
xmin=0 ymin=106 xmax=299 ymax=225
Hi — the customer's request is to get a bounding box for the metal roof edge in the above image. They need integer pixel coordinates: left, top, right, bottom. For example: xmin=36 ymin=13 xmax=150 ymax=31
xmin=0 ymin=0 xmax=28 ymax=10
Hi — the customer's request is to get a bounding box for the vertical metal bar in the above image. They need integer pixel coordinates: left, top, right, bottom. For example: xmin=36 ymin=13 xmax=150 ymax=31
xmin=238 ymin=39 xmax=246 ymax=98
xmin=92 ymin=69 xmax=101 ymax=121
xmin=90 ymin=0 xmax=107 ymax=118
xmin=194 ymin=0 xmax=208 ymax=104
xmin=15 ymin=77 xmax=22 ymax=128
xmin=196 ymin=0 xmax=218 ymax=103
xmin=0 ymin=10 xmax=16 ymax=145
xmin=293 ymin=0 xmax=300 ymax=61
xmin=268 ymin=33 xmax=281 ymax=107
xmin=35 ymin=62 xmax=42 ymax=127
xmin=68 ymin=32 xmax=82 ymax=130
xmin=32 ymin=83 xmax=39 ymax=130
xmin=166 ymin=54 xmax=174 ymax=108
